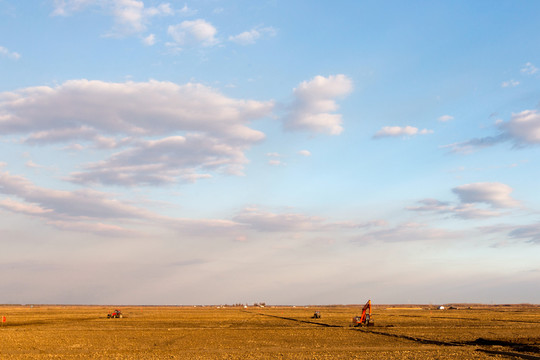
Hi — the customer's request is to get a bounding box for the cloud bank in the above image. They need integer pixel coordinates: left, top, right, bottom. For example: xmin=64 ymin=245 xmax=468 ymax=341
xmin=0 ymin=79 xmax=274 ymax=186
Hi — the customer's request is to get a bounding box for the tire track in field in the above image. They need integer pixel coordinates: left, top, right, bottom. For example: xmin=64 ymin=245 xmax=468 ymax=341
xmin=244 ymin=310 xmax=540 ymax=359
xmin=241 ymin=310 xmax=340 ymax=327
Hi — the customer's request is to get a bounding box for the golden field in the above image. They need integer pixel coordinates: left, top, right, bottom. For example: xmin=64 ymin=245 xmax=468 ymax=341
xmin=0 ymin=304 xmax=538 ymax=359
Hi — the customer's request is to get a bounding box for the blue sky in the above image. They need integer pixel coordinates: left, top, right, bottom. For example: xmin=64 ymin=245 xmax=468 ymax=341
xmin=0 ymin=0 xmax=539 ymax=305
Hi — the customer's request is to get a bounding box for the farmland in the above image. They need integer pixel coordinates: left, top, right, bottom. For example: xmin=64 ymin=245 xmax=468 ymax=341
xmin=0 ymin=305 xmax=538 ymax=359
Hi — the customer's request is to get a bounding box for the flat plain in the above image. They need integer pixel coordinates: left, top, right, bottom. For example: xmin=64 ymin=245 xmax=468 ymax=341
xmin=0 ymin=304 xmax=538 ymax=359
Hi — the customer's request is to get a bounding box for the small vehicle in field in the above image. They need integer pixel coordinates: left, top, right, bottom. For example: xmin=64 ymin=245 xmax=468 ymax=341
xmin=107 ymin=309 xmax=123 ymax=318
xmin=311 ymin=311 xmax=321 ymax=319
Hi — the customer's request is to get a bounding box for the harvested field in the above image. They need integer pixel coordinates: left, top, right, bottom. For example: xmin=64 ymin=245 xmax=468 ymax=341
xmin=0 ymin=305 xmax=538 ymax=359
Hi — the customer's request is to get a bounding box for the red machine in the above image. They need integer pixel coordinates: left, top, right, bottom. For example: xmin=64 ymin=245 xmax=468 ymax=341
xmin=107 ymin=309 xmax=123 ymax=318
xmin=352 ymin=300 xmax=374 ymax=327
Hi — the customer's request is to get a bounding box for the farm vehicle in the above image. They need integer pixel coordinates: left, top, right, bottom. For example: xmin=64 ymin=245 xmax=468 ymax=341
xmin=311 ymin=311 xmax=321 ymax=319
xmin=107 ymin=309 xmax=123 ymax=318
xmin=351 ymin=300 xmax=374 ymax=327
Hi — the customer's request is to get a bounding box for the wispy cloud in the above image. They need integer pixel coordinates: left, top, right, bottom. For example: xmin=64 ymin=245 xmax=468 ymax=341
xmin=69 ymin=134 xmax=247 ymax=186
xmin=442 ymin=110 xmax=540 ymax=153
xmin=0 ymin=45 xmax=20 ymax=60
xmin=501 ymin=79 xmax=519 ymax=88
xmin=407 ymin=199 xmax=501 ymax=219
xmin=228 ymin=26 xmax=276 ymax=45
xmin=355 ymin=222 xmax=459 ymax=242
xmin=481 ymin=223 xmax=540 ymax=244
xmin=438 ymin=115 xmax=454 ymax=122
xmin=142 ymin=33 xmax=155 ymax=46
xmin=0 ymin=169 xmax=248 ymax=238
xmin=521 ymin=62 xmax=538 ymax=75
xmin=408 ymin=182 xmax=519 ymax=219
xmin=373 ymin=126 xmax=433 ymax=139
xmin=233 ymin=207 xmax=381 ymax=233
xmin=51 ymin=0 xmax=174 ymax=37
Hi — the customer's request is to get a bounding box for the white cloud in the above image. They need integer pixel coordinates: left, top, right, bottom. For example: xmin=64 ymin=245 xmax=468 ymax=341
xmin=177 ymin=4 xmax=197 ymax=16
xmin=228 ymin=26 xmax=276 ymax=45
xmin=142 ymin=33 xmax=155 ymax=45
xmin=0 ymin=169 xmax=246 ymax=237
xmin=168 ymin=19 xmax=218 ymax=47
xmin=25 ymin=160 xmax=45 ymax=169
xmin=373 ymin=126 xmax=433 ymax=138
xmin=441 ymin=109 xmax=540 ymax=153
xmin=69 ymin=134 xmax=249 ymax=186
xmin=408 ymin=182 xmax=519 ymax=219
xmin=51 ymin=0 xmax=96 ymax=16
xmin=438 ymin=115 xmax=454 ymax=122
xmin=0 ymin=79 xmax=273 ymax=142
xmin=452 ymin=182 xmax=519 ymax=208
xmin=521 ymin=62 xmax=538 ymax=75
xmin=110 ymin=0 xmax=146 ymax=34
xmin=0 ymin=198 xmax=53 ymax=215
xmin=0 ymin=79 xmax=274 ymax=186
xmin=501 ymin=80 xmax=519 ymax=88
xmin=52 ymin=0 xmax=174 ymax=37
xmin=408 ymin=198 xmax=502 ymax=219
xmin=266 ymin=153 xmax=283 ymax=166
xmin=0 ymin=170 xmax=152 ymax=236
xmin=284 ymin=74 xmax=353 ymax=135
xmin=499 ymin=110 xmax=540 ymax=145
xmin=0 ymin=45 xmax=21 ymax=60
xmin=298 ymin=150 xmax=311 ymax=156
xmin=0 ymin=170 xmax=149 ymax=219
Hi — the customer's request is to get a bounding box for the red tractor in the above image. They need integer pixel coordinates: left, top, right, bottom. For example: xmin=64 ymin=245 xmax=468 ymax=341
xmin=351 ymin=300 xmax=374 ymax=327
xmin=107 ymin=309 xmax=123 ymax=318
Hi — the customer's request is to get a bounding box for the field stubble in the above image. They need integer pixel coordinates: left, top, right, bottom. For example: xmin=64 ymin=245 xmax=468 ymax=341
xmin=0 ymin=305 xmax=538 ymax=359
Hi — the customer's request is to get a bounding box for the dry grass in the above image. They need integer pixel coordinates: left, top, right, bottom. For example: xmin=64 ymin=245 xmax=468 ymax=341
xmin=0 ymin=305 xmax=538 ymax=359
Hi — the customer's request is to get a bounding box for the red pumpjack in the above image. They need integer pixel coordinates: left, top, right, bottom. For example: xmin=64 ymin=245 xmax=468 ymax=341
xmin=352 ymin=300 xmax=374 ymax=327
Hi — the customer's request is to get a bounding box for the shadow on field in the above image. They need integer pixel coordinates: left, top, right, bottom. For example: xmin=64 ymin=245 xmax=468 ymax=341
xmin=242 ymin=310 xmax=341 ymax=328
xmin=469 ymin=338 xmax=540 ymax=354
xmin=0 ymin=316 xmax=99 ymax=328
xmin=475 ymin=348 xmax=540 ymax=360
xmin=245 ymin=310 xmax=540 ymax=360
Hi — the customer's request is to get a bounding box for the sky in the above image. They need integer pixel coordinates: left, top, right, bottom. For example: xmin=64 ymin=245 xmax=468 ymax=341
xmin=0 ymin=0 xmax=539 ymax=305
